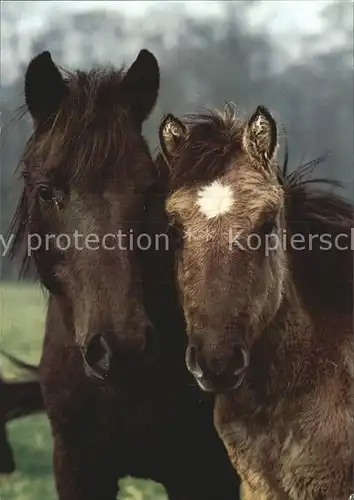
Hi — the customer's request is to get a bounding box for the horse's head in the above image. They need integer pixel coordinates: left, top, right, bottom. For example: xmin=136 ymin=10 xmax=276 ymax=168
xmin=11 ymin=49 xmax=161 ymax=380
xmin=159 ymin=105 xmax=287 ymax=392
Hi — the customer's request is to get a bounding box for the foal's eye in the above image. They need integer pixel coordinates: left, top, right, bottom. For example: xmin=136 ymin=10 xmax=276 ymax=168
xmin=169 ymin=215 xmax=180 ymax=230
xmin=38 ymin=184 xmax=54 ymax=203
xmin=168 ymin=215 xmax=184 ymax=238
xmin=260 ymin=219 xmax=277 ymax=235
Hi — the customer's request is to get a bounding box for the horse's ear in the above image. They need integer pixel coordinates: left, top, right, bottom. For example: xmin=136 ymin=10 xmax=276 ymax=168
xmin=25 ymin=51 xmax=67 ymax=123
xmin=120 ymin=49 xmax=159 ymax=124
xmin=159 ymin=114 xmax=186 ymax=163
xmin=242 ymin=105 xmax=278 ymax=168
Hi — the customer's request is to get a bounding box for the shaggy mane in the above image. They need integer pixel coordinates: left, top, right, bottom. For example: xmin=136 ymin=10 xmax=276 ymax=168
xmin=167 ymin=107 xmax=246 ymax=190
xmin=285 ymin=162 xmax=353 ymax=314
xmin=21 ymin=67 xmax=134 ymax=186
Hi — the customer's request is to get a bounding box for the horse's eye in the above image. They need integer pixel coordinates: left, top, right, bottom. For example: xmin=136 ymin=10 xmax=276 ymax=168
xmin=38 ymin=184 xmax=54 ymax=203
xmin=260 ymin=219 xmax=277 ymax=236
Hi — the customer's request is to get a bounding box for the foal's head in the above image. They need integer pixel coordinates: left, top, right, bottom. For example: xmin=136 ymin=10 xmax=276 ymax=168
xmin=159 ymin=106 xmax=286 ymax=392
xmin=10 ymin=50 xmax=160 ymax=379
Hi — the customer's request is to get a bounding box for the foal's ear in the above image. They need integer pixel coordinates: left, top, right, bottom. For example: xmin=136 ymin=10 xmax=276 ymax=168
xmin=25 ymin=51 xmax=67 ymax=124
xmin=242 ymin=105 xmax=278 ymax=168
xmin=159 ymin=114 xmax=186 ymax=162
xmin=120 ymin=49 xmax=160 ymax=124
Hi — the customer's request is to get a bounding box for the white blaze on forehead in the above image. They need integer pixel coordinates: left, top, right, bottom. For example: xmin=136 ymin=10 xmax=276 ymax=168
xmin=196 ymin=180 xmax=234 ymax=219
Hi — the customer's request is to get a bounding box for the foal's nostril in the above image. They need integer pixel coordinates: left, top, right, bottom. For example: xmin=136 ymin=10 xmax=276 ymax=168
xmin=186 ymin=344 xmax=203 ymax=378
xmin=186 ymin=345 xmax=196 ymax=370
xmin=83 ymin=333 xmax=113 ymax=380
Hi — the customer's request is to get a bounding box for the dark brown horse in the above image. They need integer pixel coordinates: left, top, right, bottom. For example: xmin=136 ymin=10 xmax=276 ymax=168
xmin=158 ymin=106 xmax=353 ymax=499
xmin=0 ymin=352 xmax=43 ymax=474
xmin=9 ymin=51 xmax=240 ymax=499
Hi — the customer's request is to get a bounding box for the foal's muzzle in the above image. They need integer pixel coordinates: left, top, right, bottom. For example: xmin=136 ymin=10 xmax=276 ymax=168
xmin=186 ymin=341 xmax=250 ymax=393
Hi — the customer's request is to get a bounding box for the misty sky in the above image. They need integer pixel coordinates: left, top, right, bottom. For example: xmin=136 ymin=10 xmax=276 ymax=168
xmin=2 ymin=1 xmax=327 ymax=38
xmin=1 ymin=0 xmax=344 ymax=82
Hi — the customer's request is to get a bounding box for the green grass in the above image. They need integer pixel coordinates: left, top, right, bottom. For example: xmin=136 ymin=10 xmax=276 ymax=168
xmin=0 ymin=281 xmax=168 ymax=500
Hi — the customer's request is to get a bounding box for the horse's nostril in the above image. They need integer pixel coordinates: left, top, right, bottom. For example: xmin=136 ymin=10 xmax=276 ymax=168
xmin=232 ymin=345 xmax=249 ymax=376
xmin=83 ymin=334 xmax=113 ymax=380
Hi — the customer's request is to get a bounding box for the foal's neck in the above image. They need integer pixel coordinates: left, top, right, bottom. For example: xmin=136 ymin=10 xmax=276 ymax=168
xmin=249 ymin=281 xmax=314 ymax=398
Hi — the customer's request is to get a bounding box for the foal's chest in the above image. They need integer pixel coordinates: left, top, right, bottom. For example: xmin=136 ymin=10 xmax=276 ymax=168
xmin=214 ymin=394 xmax=286 ymax=499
